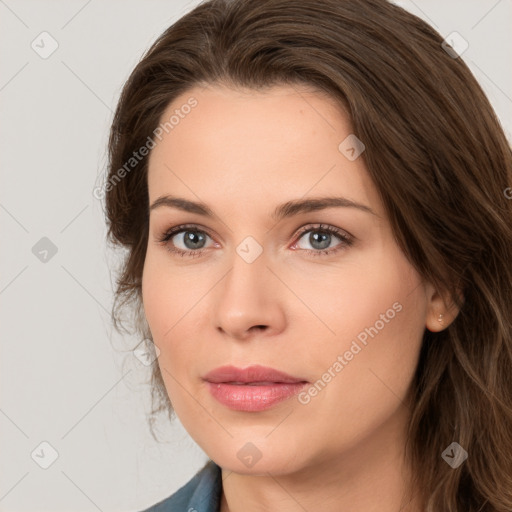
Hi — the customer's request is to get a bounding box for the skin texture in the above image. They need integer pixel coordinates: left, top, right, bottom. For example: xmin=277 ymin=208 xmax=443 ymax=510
xmin=142 ymin=84 xmax=459 ymax=512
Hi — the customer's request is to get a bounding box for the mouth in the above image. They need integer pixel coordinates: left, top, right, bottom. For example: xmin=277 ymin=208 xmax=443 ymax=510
xmin=203 ymin=365 xmax=309 ymax=411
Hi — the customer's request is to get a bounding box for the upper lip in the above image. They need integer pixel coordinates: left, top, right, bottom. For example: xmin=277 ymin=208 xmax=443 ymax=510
xmin=203 ymin=365 xmax=308 ymax=384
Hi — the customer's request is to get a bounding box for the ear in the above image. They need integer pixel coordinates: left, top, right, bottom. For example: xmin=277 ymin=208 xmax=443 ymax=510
xmin=424 ymin=282 xmax=464 ymax=332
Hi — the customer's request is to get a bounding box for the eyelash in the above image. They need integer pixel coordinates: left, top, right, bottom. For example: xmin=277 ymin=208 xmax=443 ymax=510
xmin=156 ymin=223 xmax=354 ymax=258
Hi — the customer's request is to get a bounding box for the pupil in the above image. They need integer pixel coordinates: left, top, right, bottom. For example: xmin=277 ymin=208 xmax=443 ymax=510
xmin=311 ymin=231 xmax=330 ymax=250
xmin=185 ymin=231 xmax=205 ymax=249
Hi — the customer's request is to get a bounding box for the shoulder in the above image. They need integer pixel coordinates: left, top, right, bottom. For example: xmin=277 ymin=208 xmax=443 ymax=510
xmin=138 ymin=460 xmax=222 ymax=512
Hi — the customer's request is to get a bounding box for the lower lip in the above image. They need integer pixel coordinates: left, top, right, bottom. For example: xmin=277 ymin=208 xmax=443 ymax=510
xmin=206 ymin=381 xmax=308 ymax=411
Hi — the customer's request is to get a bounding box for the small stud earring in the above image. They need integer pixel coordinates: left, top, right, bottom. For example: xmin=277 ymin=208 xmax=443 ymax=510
xmin=438 ymin=313 xmax=444 ymax=323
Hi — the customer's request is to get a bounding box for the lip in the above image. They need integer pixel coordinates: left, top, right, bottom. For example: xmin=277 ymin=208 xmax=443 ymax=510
xmin=203 ymin=365 xmax=308 ymax=412
xmin=203 ymin=364 xmax=307 ymax=384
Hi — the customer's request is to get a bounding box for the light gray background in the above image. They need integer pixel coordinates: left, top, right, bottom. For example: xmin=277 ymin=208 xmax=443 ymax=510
xmin=1 ymin=1 xmax=511 ymax=511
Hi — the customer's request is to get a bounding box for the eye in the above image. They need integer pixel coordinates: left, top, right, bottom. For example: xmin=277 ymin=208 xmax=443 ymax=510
xmin=157 ymin=224 xmax=215 ymax=258
xmin=291 ymin=224 xmax=353 ymax=256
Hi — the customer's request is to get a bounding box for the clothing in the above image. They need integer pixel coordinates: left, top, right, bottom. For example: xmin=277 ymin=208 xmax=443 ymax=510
xmin=139 ymin=460 xmax=222 ymax=512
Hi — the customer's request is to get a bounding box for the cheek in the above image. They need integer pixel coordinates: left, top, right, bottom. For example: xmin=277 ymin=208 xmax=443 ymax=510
xmin=286 ymin=261 xmax=426 ymax=460
xmin=287 ymin=243 xmax=425 ymax=348
xmin=141 ymin=256 xmax=196 ymax=413
xmin=293 ymin=243 xmax=427 ymax=389
xmin=141 ymin=251 xmax=206 ymax=341
xmin=141 ymin=252 xmax=214 ymax=388
xmin=142 ymin=258 xmax=171 ymax=342
xmin=301 ymin=250 xmax=427 ymax=419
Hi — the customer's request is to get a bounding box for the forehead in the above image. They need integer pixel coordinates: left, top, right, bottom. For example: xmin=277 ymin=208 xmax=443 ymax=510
xmin=146 ymin=83 xmax=380 ymax=218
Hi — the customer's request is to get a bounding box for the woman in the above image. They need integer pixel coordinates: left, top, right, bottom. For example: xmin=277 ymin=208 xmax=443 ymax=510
xmin=104 ymin=0 xmax=512 ymax=510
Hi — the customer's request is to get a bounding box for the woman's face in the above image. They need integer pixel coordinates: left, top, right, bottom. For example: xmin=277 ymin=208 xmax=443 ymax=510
xmin=142 ymin=83 xmax=438 ymax=475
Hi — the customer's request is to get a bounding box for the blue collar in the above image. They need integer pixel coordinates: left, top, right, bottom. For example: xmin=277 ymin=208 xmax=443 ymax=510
xmin=141 ymin=460 xmax=222 ymax=512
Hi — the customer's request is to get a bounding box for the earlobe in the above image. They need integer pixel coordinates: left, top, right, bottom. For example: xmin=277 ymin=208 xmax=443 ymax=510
xmin=425 ymin=283 xmax=463 ymax=333
xmin=426 ymin=311 xmax=446 ymax=333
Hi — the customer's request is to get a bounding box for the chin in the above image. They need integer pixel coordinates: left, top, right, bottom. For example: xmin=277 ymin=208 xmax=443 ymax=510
xmin=203 ymin=438 xmax=308 ymax=476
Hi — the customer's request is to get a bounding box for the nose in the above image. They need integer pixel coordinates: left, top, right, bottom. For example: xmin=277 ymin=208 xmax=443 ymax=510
xmin=213 ymin=247 xmax=287 ymax=341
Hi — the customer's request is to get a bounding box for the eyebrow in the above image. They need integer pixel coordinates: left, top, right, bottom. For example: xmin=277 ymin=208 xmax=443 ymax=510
xmin=149 ymin=195 xmax=376 ymax=220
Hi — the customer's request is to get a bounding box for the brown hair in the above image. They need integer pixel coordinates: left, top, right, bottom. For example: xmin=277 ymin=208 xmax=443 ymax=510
xmin=104 ymin=0 xmax=512 ymax=509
